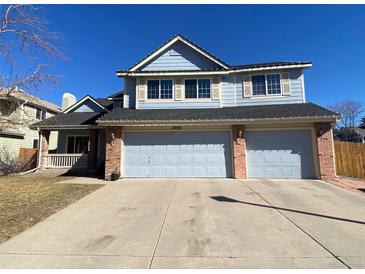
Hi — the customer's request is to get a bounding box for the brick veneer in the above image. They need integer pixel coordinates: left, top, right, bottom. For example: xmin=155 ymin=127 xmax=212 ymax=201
xmin=39 ymin=130 xmax=50 ymax=168
xmin=87 ymin=129 xmax=98 ymax=169
xmin=315 ymin=122 xmax=336 ymax=181
xmin=105 ymin=126 xmax=123 ymax=180
xmin=232 ymin=125 xmax=247 ymax=179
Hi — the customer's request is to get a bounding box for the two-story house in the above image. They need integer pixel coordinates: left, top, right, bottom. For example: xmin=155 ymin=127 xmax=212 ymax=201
xmin=32 ymin=34 xmax=339 ymax=181
xmin=0 ymin=88 xmax=60 ymax=163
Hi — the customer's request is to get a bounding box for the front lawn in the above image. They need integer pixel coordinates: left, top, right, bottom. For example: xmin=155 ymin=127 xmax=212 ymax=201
xmin=0 ymin=175 xmax=102 ymax=243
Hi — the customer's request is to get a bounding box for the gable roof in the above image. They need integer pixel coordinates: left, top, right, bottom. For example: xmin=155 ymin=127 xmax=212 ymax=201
xmin=0 ymin=88 xmax=60 ymax=113
xmin=126 ymin=34 xmax=230 ymax=72
xmin=63 ymin=95 xmax=108 ymax=113
xmin=116 ymin=34 xmax=313 ymax=77
xmin=31 ymin=112 xmax=103 ymax=129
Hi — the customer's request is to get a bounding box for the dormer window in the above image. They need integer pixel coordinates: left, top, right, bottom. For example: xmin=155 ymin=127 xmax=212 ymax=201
xmin=252 ymin=74 xmax=281 ymax=96
xmin=147 ymin=80 xmax=173 ymax=99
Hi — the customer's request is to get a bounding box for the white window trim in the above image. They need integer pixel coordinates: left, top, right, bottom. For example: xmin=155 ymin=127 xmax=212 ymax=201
xmin=251 ymin=73 xmax=282 ymax=97
xmin=146 ymin=79 xmax=174 ymax=101
xmin=183 ymin=78 xmax=212 ymax=100
xmin=65 ymin=135 xmax=89 ymax=154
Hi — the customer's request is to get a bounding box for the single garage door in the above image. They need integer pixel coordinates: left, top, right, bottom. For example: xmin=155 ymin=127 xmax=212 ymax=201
xmin=123 ymin=131 xmax=232 ymax=178
xmin=246 ymin=130 xmax=316 ymax=179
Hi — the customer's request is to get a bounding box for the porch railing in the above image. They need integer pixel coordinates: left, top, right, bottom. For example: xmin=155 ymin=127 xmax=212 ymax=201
xmin=44 ymin=153 xmax=88 ymax=168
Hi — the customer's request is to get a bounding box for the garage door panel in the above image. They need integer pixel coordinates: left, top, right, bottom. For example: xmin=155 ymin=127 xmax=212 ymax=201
xmin=123 ymin=131 xmax=232 ymax=178
xmin=246 ymin=130 xmax=315 ymax=179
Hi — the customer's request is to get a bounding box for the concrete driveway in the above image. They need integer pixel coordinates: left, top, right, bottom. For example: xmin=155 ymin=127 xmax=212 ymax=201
xmin=0 ymin=178 xmax=364 ymax=268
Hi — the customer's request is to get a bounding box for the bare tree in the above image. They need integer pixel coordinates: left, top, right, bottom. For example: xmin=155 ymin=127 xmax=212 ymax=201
xmin=0 ymin=4 xmax=65 ymax=128
xmin=329 ymin=100 xmax=364 ymax=141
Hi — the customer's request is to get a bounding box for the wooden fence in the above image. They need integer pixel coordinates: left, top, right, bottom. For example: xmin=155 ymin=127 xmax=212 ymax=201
xmin=334 ymin=141 xmax=365 ymax=180
xmin=18 ymin=148 xmax=37 ymax=170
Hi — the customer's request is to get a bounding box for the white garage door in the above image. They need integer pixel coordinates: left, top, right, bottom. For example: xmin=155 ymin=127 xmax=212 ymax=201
xmin=123 ymin=131 xmax=232 ymax=178
xmin=246 ymin=130 xmax=316 ymax=179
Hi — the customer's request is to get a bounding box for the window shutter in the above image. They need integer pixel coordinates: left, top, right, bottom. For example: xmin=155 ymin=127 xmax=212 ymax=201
xmin=243 ymin=75 xmax=252 ymax=97
xmin=281 ymin=72 xmax=291 ymax=96
xmin=212 ymin=77 xmax=220 ymax=100
xmin=174 ymin=78 xmax=183 ymax=101
xmin=138 ymin=78 xmax=146 ymax=101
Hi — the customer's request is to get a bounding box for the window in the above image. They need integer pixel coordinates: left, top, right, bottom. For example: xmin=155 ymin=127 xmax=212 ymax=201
xmin=184 ymin=79 xmax=211 ymax=99
xmin=185 ymin=79 xmax=197 ymax=98
xmin=147 ymin=80 xmax=173 ymax=99
xmin=67 ymin=136 xmax=89 ymax=154
xmin=36 ymin=108 xmax=46 ymax=120
xmin=32 ymin=139 xmax=39 ymax=149
xmin=267 ymin=74 xmax=281 ymax=95
xmin=252 ymin=75 xmax=266 ymax=96
xmin=252 ymin=74 xmax=281 ymax=96
xmin=147 ymin=80 xmax=159 ymax=99
xmin=160 ymin=80 xmax=173 ymax=99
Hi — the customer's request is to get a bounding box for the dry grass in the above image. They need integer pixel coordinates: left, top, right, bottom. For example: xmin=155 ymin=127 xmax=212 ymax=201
xmin=0 ymin=175 xmax=103 ymax=243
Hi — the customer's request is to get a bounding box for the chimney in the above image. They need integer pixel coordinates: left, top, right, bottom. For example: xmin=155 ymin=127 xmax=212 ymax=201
xmin=62 ymin=92 xmax=76 ymax=111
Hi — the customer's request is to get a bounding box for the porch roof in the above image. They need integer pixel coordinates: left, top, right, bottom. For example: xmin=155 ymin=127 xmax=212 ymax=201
xmin=31 ymin=112 xmax=103 ymax=129
xmin=98 ymin=103 xmax=339 ymax=125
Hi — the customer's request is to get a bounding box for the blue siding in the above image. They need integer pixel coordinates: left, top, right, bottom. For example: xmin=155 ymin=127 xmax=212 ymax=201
xmin=125 ymin=77 xmax=136 ymax=108
xmin=221 ymin=70 xmax=304 ymax=107
xmin=141 ymin=41 xmax=221 ymax=71
xmin=221 ymin=74 xmax=236 ymax=107
xmin=73 ymin=99 xmax=105 ymax=112
xmin=138 ymin=100 xmax=220 ymax=109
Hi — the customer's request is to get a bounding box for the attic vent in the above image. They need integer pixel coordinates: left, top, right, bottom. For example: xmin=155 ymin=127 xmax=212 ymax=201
xmin=169 ymin=49 xmax=181 ymax=56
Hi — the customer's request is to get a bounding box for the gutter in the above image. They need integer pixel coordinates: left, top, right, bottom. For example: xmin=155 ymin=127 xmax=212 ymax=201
xmin=116 ymin=64 xmax=313 ymax=77
xmin=97 ymin=115 xmax=339 ymax=126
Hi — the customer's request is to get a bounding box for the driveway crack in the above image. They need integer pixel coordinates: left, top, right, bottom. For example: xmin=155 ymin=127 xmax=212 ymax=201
xmin=239 ymin=180 xmax=351 ymax=269
xmin=148 ymin=181 xmax=177 ymax=269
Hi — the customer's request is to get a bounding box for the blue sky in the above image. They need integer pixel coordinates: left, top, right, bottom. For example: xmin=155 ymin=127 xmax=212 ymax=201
xmin=32 ymin=5 xmax=365 ymax=107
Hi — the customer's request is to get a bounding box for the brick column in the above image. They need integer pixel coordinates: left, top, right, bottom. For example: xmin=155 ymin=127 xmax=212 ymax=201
xmin=232 ymin=125 xmax=247 ymax=179
xmin=315 ymin=122 xmax=336 ymax=181
xmin=38 ymin=130 xmax=50 ymax=168
xmin=87 ymin=129 xmax=98 ymax=169
xmin=105 ymin=126 xmax=123 ymax=180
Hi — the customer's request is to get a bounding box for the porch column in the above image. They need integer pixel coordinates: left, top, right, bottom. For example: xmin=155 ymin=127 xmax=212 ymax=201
xmin=232 ymin=125 xmax=247 ymax=179
xmin=315 ymin=122 xmax=336 ymax=181
xmin=105 ymin=126 xmax=123 ymax=180
xmin=38 ymin=130 xmax=50 ymax=168
xmin=87 ymin=129 xmax=98 ymax=169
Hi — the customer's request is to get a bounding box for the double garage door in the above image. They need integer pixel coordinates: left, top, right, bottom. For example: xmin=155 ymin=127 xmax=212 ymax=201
xmin=123 ymin=129 xmax=316 ymax=179
xmin=124 ymin=131 xmax=232 ymax=178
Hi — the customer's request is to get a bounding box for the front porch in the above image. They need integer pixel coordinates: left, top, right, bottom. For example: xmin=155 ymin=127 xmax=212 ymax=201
xmin=38 ymin=128 xmax=105 ymax=175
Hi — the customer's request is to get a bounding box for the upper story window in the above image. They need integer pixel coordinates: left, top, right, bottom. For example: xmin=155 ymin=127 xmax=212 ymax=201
xmin=147 ymin=80 xmax=173 ymax=99
xmin=185 ymin=79 xmax=211 ymax=99
xmin=252 ymin=74 xmax=281 ymax=96
xmin=36 ymin=108 xmax=46 ymax=120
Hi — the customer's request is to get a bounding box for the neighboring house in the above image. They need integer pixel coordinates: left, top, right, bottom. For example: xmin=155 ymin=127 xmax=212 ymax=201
xmin=354 ymin=128 xmax=365 ymax=143
xmin=0 ymin=88 xmax=60 ymax=162
xmin=32 ymin=34 xmax=339 ymax=181
xmin=333 ymin=127 xmax=365 ymax=143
